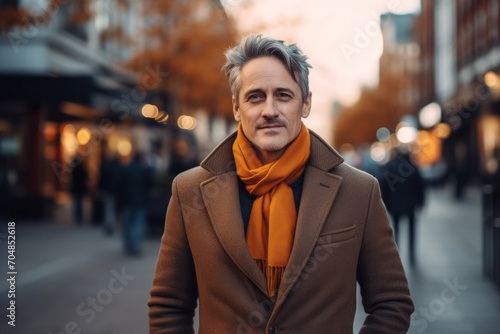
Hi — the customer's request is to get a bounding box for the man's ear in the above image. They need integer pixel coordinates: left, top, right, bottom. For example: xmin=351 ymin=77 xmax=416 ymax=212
xmin=232 ymin=96 xmax=241 ymax=122
xmin=302 ymin=91 xmax=312 ymax=118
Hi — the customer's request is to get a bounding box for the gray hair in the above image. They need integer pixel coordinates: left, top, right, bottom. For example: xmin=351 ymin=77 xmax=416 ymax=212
xmin=222 ymin=35 xmax=312 ymax=103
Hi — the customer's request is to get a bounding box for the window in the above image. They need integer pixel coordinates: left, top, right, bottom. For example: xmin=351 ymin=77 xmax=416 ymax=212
xmin=61 ymin=1 xmax=89 ymax=41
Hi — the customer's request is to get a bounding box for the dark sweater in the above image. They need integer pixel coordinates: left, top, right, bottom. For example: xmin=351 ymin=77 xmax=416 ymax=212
xmin=238 ymin=175 xmax=304 ymax=234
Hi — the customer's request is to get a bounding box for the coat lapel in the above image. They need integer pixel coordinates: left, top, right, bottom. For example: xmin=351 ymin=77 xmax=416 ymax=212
xmin=200 ymin=172 xmax=268 ymax=295
xmin=277 ymin=165 xmax=343 ymax=302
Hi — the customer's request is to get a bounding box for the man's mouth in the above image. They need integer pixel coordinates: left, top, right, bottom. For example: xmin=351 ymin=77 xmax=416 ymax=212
xmin=259 ymin=123 xmax=284 ymax=129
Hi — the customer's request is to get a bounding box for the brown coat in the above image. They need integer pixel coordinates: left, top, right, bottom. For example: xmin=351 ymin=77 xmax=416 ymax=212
xmin=149 ymin=130 xmax=414 ymax=334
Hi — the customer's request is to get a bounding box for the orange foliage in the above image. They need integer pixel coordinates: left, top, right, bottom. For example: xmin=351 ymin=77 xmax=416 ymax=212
xmin=333 ymin=71 xmax=410 ymax=148
xmin=0 ymin=0 xmax=238 ymax=118
xmin=0 ymin=0 xmax=91 ymax=32
xmin=0 ymin=7 xmax=31 ymax=32
xmin=127 ymin=0 xmax=239 ymax=118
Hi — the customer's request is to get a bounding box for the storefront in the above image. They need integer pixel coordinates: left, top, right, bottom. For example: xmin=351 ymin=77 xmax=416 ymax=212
xmin=477 ymin=71 xmax=500 ymax=289
xmin=0 ymin=74 xmax=172 ymax=222
xmin=440 ymin=73 xmax=500 ymax=289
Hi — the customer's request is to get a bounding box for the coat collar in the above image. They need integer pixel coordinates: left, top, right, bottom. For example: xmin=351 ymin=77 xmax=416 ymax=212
xmin=200 ymin=128 xmax=344 ymax=175
xmin=200 ymin=128 xmax=345 ymax=300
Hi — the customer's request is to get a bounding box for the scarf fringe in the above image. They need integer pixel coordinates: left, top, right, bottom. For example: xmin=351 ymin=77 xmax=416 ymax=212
xmin=255 ymin=259 xmax=286 ymax=297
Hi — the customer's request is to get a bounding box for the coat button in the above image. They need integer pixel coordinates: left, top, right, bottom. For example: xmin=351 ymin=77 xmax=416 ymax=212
xmin=269 ymin=325 xmax=277 ymax=334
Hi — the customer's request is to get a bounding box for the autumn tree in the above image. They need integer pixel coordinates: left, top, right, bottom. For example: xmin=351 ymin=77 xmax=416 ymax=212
xmin=0 ymin=0 xmax=239 ymax=119
xmin=333 ymin=70 xmax=411 ymax=148
xmin=126 ymin=0 xmax=239 ymax=119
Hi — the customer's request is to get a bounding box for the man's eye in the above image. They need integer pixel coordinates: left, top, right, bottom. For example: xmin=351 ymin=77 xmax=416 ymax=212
xmin=248 ymin=94 xmax=263 ymax=102
xmin=277 ymin=93 xmax=291 ymax=100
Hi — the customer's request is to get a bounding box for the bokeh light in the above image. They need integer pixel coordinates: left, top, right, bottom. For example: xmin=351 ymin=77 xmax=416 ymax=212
xmin=396 ymin=126 xmax=418 ymax=144
xmin=177 ymin=115 xmax=197 ymax=130
xmin=433 ymin=122 xmax=451 ymax=139
xmin=142 ymin=104 xmax=159 ymax=118
xmin=117 ymin=138 xmax=132 ymax=157
xmin=484 ymin=71 xmax=498 ymax=88
xmin=370 ymin=141 xmax=387 ymax=163
xmin=154 ymin=111 xmax=169 ymax=123
xmin=419 ymin=102 xmax=442 ymax=128
xmin=412 ymin=130 xmax=442 ymax=166
xmin=76 ymin=128 xmax=91 ymax=145
xmin=62 ymin=124 xmax=75 ymax=135
xmin=376 ymin=127 xmax=391 ymax=142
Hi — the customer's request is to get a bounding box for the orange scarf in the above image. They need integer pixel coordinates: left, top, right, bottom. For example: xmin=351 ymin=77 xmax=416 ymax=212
xmin=232 ymin=123 xmax=310 ymax=297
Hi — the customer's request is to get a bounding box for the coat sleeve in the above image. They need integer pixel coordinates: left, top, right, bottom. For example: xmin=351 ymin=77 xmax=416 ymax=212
xmin=148 ymin=177 xmax=198 ymax=333
xmin=356 ymin=178 xmax=414 ymax=334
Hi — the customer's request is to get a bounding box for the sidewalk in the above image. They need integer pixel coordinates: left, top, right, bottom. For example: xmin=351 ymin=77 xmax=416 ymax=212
xmin=354 ymin=185 xmax=500 ymax=334
xmin=0 ymin=222 xmax=161 ymax=333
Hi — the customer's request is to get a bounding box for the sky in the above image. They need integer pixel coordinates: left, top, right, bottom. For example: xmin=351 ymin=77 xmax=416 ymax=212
xmin=221 ymin=0 xmax=421 ymax=143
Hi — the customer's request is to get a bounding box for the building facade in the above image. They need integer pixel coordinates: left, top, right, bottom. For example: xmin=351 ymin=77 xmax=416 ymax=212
xmin=0 ymin=1 xmax=174 ymax=221
xmin=416 ymin=0 xmax=500 ymax=289
xmin=380 ymin=12 xmax=421 ymax=117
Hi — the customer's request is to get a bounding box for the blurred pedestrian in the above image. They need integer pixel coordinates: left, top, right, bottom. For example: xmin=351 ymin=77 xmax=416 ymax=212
xmin=381 ymin=149 xmax=425 ymax=264
xmin=70 ymin=156 xmax=88 ymax=225
xmin=453 ymin=141 xmax=468 ymax=199
xmin=120 ymin=152 xmax=152 ymax=256
xmin=168 ymin=138 xmax=198 ymax=178
xmin=98 ymin=153 xmax=121 ymax=236
xmin=149 ymin=35 xmax=413 ymax=333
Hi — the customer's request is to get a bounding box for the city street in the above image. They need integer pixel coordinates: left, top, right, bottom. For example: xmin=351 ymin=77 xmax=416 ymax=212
xmin=1 ymin=1 xmax=500 ymax=333
xmin=1 ymin=185 xmax=499 ymax=333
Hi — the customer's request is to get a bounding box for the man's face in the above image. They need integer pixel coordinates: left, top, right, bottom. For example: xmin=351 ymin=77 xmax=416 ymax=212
xmin=233 ymin=56 xmax=312 ymax=164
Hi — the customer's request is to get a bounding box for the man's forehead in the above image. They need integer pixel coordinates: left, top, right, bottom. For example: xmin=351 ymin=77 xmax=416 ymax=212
xmin=240 ymin=57 xmax=298 ymax=89
xmin=241 ymin=56 xmax=288 ymax=75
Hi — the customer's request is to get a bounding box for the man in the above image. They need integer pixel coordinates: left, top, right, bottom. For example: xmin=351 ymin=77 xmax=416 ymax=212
xmin=98 ymin=149 xmax=121 ymax=236
xmin=70 ymin=155 xmax=88 ymax=225
xmin=149 ymin=35 xmax=414 ymax=333
xmin=120 ymin=152 xmax=153 ymax=256
xmin=381 ymin=148 xmax=425 ymax=264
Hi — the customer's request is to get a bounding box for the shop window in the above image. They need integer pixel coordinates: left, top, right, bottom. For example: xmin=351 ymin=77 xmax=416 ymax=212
xmin=478 ymin=114 xmax=500 ymax=178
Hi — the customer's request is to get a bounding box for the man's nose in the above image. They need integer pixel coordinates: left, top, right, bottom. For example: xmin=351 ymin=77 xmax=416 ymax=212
xmin=261 ymin=98 xmax=278 ymax=118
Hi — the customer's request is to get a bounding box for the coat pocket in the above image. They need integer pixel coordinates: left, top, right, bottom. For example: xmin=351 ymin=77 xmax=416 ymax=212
xmin=316 ymin=225 xmax=356 ymax=246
